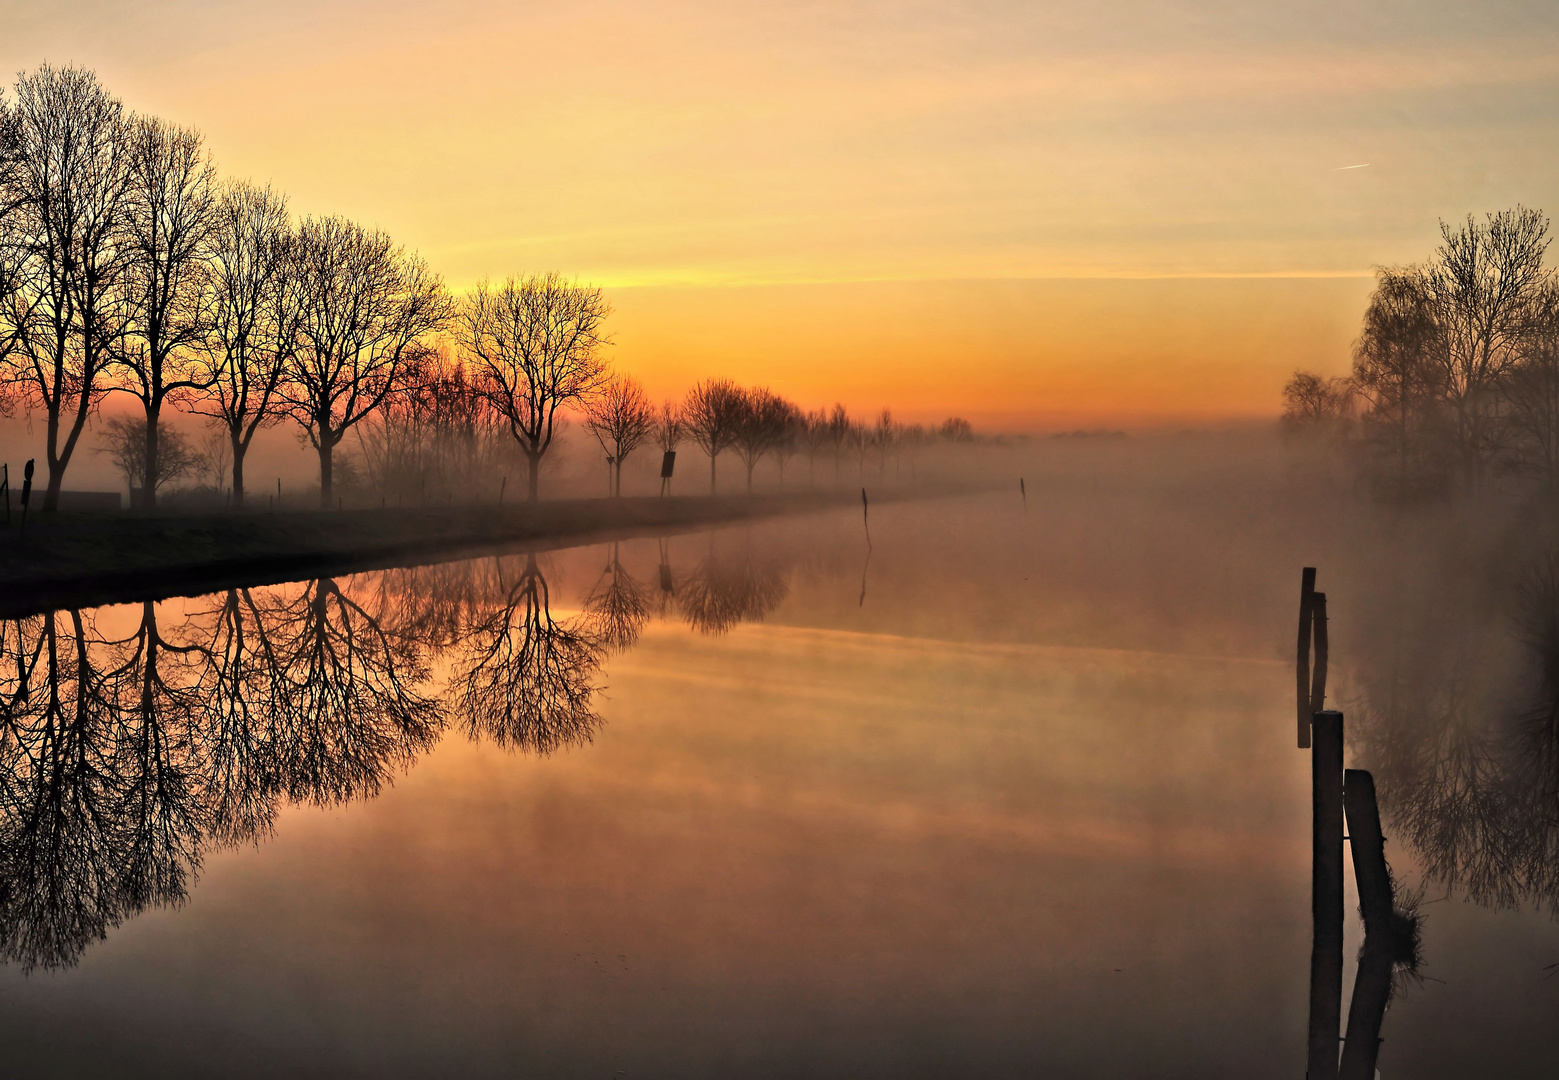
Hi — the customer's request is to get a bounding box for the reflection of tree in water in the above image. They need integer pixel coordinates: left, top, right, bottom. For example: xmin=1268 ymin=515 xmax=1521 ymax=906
xmin=456 ymin=555 xmax=604 ymax=754
xmin=582 ymin=543 xmax=651 ymax=652
xmin=0 ymin=534 xmax=800 ymax=970
xmin=0 ymin=584 xmax=442 ymax=971
xmin=1352 ymin=554 xmax=1559 ymax=912
xmin=675 ymin=535 xmax=789 ymax=635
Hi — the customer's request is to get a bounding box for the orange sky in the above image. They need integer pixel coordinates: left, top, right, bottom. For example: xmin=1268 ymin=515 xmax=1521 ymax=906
xmin=6 ymin=0 xmax=1559 ymax=427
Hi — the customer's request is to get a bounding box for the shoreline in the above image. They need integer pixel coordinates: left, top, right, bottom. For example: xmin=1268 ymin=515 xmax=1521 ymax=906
xmin=0 ymin=491 xmax=883 ymax=618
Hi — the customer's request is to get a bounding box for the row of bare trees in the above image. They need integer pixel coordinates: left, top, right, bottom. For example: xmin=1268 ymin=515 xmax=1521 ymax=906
xmin=1283 ymin=205 xmax=1559 ymax=498
xmin=1 ymin=65 xmax=974 ymax=512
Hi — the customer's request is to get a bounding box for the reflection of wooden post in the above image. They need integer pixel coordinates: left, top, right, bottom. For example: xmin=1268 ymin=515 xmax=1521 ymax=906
xmin=1297 ymin=568 xmax=1315 ymax=748
xmin=1339 ymin=941 xmax=1391 ymax=1080
xmin=1307 ymin=709 xmax=1344 ymax=1080
xmin=1340 ymin=769 xmax=1392 ymax=1080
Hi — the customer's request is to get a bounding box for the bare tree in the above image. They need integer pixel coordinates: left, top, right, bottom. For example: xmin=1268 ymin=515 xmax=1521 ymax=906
xmin=1280 ymin=371 xmax=1353 ymax=433
xmin=0 ymin=65 xmax=134 ymax=511
xmin=282 ymin=215 xmax=450 ymax=507
xmin=730 ymin=386 xmax=798 ymax=492
xmin=683 ymin=378 xmax=745 ymax=493
xmin=196 ymin=423 xmax=231 ymax=495
xmin=656 ymin=400 xmax=682 ymax=453
xmin=110 ymin=115 xmax=218 ymax=508
xmin=871 ymin=407 xmax=896 ymax=475
xmin=826 ymin=403 xmax=851 ymax=477
xmin=1502 ymin=286 xmax=1559 ymax=486
xmin=799 ymin=408 xmax=829 ymax=487
xmin=96 ymin=414 xmax=197 ymax=497
xmin=460 ymin=273 xmax=610 ymax=501
xmin=1425 ymin=207 xmax=1552 ymax=478
xmin=190 ymin=181 xmax=296 ymax=507
xmin=584 ymin=373 xmax=654 ymax=496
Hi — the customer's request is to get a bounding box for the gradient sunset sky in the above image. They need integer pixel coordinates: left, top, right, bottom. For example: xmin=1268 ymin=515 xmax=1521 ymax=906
xmin=7 ymin=0 xmax=1559 ymax=428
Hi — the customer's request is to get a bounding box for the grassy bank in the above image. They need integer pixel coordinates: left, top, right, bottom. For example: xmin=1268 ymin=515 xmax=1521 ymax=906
xmin=0 ymin=492 xmax=856 ymax=617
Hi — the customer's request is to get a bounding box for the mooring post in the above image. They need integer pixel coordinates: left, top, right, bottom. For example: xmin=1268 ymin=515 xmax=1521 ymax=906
xmin=1339 ymin=768 xmax=1393 ymax=1080
xmin=1297 ymin=567 xmax=1316 ymax=748
xmin=1309 ymin=592 xmax=1329 ymax=719
xmin=1307 ymin=708 xmax=1345 ymax=1080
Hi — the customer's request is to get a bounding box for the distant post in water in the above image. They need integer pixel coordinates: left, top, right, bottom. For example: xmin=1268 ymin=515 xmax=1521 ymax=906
xmin=2 ymin=463 xmax=9 ymax=524
xmin=660 ymin=450 xmax=676 ymax=497
xmin=1019 ymin=477 xmax=1026 ymax=510
xmin=499 ymin=475 xmax=508 ymax=506
xmin=1297 ymin=567 xmax=1316 ymax=748
xmin=1307 ymin=708 xmax=1345 ymax=1080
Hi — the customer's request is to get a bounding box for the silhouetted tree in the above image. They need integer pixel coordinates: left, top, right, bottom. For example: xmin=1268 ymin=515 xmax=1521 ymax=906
xmin=1351 ymin=268 xmax=1449 ymax=498
xmin=109 ymin=116 xmax=217 ymax=509
xmin=683 ymin=378 xmax=745 ymax=493
xmin=584 ymin=373 xmax=654 ymax=496
xmin=1500 ymin=286 xmax=1559 ymax=486
xmin=0 ymin=65 xmax=133 ymax=512
xmin=730 ymin=387 xmax=798 ymax=492
xmin=282 ymin=216 xmax=450 ymax=507
xmin=677 ymin=536 xmax=789 ymax=635
xmin=1426 ymin=207 xmax=1552 ymax=478
xmin=1280 ymin=371 xmax=1353 ymax=434
xmin=460 ymin=273 xmax=610 ymax=501
xmin=190 ymin=182 xmax=297 ymax=507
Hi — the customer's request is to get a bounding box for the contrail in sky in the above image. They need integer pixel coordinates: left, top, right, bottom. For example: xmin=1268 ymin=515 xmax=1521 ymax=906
xmin=1335 ymin=164 xmax=1371 ymax=170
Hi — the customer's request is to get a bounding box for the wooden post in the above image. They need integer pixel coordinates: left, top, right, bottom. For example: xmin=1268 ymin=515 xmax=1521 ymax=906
xmin=1309 ymin=592 xmax=1329 ymax=719
xmin=1307 ymin=708 xmax=1345 ymax=1080
xmin=1297 ymin=567 xmax=1316 ymax=748
xmin=1340 ymin=769 xmax=1393 ymax=1080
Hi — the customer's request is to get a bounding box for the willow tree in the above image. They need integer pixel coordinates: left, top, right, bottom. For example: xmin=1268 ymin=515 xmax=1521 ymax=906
xmin=282 ymin=215 xmax=450 ymax=507
xmin=460 ymin=273 xmax=610 ymax=501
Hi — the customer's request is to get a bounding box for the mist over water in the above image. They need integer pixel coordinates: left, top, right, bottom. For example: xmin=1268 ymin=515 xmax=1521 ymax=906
xmin=3 ymin=432 xmax=1559 ymax=1076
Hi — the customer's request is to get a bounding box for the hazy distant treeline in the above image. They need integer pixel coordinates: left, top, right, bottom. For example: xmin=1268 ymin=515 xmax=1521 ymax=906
xmin=1283 ymin=206 xmax=1559 ymax=499
xmin=0 ymin=65 xmax=974 ymax=511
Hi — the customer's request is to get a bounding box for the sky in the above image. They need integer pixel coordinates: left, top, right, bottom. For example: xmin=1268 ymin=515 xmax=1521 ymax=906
xmin=5 ymin=0 xmax=1559 ymax=428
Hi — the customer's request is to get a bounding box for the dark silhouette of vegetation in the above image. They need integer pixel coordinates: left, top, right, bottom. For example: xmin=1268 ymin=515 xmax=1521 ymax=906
xmin=460 ymin=273 xmax=610 ymax=501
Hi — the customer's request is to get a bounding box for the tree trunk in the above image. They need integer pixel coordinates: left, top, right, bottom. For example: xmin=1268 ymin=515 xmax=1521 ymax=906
xmin=613 ymin=459 xmax=623 ymax=497
xmin=527 ymin=452 xmax=540 ymax=501
xmin=232 ymin=433 xmax=246 ymax=509
xmin=144 ymin=405 xmax=161 ymax=510
xmin=318 ymin=439 xmax=334 ymax=508
xmin=745 ymin=460 xmax=754 ymax=493
xmin=709 ymin=451 xmax=717 ymax=494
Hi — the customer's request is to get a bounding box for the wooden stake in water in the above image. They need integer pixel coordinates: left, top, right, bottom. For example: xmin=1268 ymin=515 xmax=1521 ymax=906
xmin=1310 ymin=592 xmax=1329 ymax=719
xmin=1307 ymin=708 xmax=1345 ymax=1080
xmin=861 ymin=487 xmax=871 ymax=549
xmin=1297 ymin=567 xmax=1316 ymax=748
xmin=499 ymin=475 xmax=507 ymax=506
xmin=1020 ymin=477 xmax=1026 ymax=510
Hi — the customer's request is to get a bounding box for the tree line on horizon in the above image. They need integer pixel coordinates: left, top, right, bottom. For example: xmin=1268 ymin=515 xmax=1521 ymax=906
xmin=0 ymin=64 xmax=976 ymax=512
xmin=1283 ymin=205 xmax=1559 ymax=499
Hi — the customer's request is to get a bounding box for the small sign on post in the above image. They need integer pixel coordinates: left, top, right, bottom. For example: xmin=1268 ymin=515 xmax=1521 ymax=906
xmin=660 ymin=450 xmax=676 ymax=496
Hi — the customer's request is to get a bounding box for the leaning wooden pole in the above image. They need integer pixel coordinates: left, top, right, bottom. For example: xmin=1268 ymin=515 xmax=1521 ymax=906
xmin=1339 ymin=769 xmax=1394 ymax=1080
xmin=1307 ymin=709 xmax=1345 ymax=1080
xmin=1309 ymin=592 xmax=1329 ymax=719
xmin=1297 ymin=567 xmax=1316 ymax=748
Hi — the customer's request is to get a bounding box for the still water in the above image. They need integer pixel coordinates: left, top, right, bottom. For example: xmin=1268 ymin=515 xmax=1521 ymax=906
xmin=2 ymin=488 xmax=1558 ymax=1077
